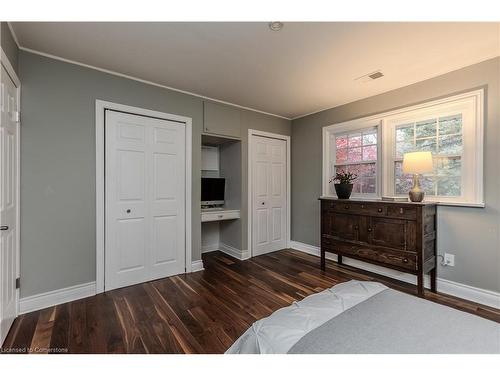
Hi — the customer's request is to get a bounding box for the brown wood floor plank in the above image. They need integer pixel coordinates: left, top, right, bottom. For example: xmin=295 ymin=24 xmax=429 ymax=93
xmin=48 ymin=304 xmax=70 ymax=353
xmin=144 ymin=283 xmax=203 ymax=354
xmin=85 ymin=292 xmax=125 ymax=353
xmin=30 ymin=307 xmax=56 ymax=354
xmin=113 ymin=291 xmax=148 ymax=353
xmin=68 ymin=299 xmax=88 ymax=354
xmin=2 ymin=249 xmax=499 ymax=353
xmin=117 ymin=285 xmax=169 ymax=354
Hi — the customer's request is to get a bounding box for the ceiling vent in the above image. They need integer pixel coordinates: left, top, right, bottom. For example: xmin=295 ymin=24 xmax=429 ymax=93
xmin=355 ymin=70 xmax=384 ymax=83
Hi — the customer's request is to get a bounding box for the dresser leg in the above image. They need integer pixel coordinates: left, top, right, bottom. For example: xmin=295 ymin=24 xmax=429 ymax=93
xmin=320 ymin=249 xmax=326 ymax=271
xmin=337 ymin=255 xmax=343 ymax=265
xmin=417 ymin=272 xmax=424 ymax=297
xmin=430 ymin=268 xmax=437 ymax=293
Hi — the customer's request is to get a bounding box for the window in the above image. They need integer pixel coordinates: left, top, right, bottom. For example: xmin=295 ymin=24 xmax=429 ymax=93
xmin=323 ymin=89 xmax=484 ymax=206
xmin=393 ymin=115 xmax=463 ymax=197
xmin=324 ymin=119 xmax=381 ymax=197
xmin=333 ymin=127 xmax=378 ymax=194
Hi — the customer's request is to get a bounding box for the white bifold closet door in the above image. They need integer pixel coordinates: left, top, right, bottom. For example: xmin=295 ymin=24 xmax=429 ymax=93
xmin=105 ymin=110 xmax=186 ymax=291
xmin=0 ymin=64 xmax=18 ymax=346
xmin=252 ymin=135 xmax=287 ymax=256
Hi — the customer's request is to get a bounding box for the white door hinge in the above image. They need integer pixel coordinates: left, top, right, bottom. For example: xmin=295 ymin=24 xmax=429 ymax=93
xmin=13 ymin=111 xmax=20 ymax=123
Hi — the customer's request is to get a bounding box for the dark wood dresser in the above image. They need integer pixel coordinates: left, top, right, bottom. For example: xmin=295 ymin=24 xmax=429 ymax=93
xmin=319 ymin=198 xmax=437 ymax=295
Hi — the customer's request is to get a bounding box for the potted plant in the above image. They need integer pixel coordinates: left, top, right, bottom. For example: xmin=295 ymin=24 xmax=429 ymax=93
xmin=329 ymin=170 xmax=357 ymax=199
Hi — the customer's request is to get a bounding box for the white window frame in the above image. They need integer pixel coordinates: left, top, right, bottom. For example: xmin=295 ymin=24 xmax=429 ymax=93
xmin=322 ymin=89 xmax=484 ymax=207
xmin=322 ymin=118 xmax=382 ymax=199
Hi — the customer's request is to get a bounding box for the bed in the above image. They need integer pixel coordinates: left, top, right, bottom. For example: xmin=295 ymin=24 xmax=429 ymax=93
xmin=225 ymin=280 xmax=500 ymax=354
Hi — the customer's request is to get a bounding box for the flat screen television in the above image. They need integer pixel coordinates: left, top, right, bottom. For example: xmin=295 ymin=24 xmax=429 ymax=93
xmin=201 ymin=177 xmax=225 ymax=206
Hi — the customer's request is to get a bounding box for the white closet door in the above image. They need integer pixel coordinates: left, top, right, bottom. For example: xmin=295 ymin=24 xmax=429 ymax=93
xmin=252 ymin=135 xmax=287 ymax=256
xmin=0 ymin=65 xmax=18 ymax=345
xmin=105 ymin=110 xmax=186 ymax=291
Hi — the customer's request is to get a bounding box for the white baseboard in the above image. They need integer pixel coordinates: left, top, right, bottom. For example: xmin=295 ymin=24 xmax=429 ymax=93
xmin=191 ymin=260 xmax=205 ymax=272
xmin=201 ymin=243 xmax=219 ymax=254
xmin=219 ymin=242 xmax=251 ymax=260
xmin=290 ymin=240 xmax=500 ymax=309
xmin=19 ymin=282 xmax=96 ymax=314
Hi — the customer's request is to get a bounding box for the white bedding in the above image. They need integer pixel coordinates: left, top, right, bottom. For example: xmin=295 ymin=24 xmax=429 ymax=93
xmin=225 ymin=280 xmax=388 ymax=354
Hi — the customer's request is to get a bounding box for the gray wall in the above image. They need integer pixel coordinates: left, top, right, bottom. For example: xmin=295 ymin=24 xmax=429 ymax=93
xmin=19 ymin=50 xmax=291 ymax=298
xmin=292 ymin=57 xmax=500 ymax=293
xmin=1 ymin=22 xmax=18 ymax=74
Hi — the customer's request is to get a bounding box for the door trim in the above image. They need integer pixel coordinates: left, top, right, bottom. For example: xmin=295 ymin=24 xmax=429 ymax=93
xmin=95 ymin=100 xmax=192 ymax=294
xmin=1 ymin=47 xmax=21 ymax=321
xmin=247 ymin=129 xmax=291 ymax=258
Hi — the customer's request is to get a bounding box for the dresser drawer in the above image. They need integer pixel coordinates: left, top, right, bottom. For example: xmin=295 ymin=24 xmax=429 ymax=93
xmin=328 ymin=239 xmax=417 ymax=271
xmin=387 ymin=205 xmax=417 ymax=220
xmin=326 ymin=201 xmax=387 ymax=217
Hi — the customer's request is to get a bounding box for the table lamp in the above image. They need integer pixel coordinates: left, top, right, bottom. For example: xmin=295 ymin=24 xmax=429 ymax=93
xmin=402 ymin=151 xmax=433 ymax=202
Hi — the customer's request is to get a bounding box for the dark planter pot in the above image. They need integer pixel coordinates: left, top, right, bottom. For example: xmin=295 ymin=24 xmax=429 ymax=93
xmin=334 ymin=183 xmax=353 ymax=199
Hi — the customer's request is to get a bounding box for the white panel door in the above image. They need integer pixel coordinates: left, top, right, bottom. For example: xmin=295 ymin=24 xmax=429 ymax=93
xmin=105 ymin=110 xmax=186 ymax=291
xmin=252 ymin=135 xmax=287 ymax=256
xmin=0 ymin=65 xmax=18 ymax=345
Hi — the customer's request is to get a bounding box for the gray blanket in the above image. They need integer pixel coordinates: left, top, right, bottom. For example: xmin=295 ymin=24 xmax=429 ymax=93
xmin=289 ymin=289 xmax=500 ymax=354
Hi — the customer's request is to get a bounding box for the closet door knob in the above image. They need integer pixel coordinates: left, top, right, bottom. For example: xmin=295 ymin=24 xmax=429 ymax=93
xmin=0 ymin=225 xmax=8 ymax=231
xmin=126 ymin=209 xmax=131 ymax=214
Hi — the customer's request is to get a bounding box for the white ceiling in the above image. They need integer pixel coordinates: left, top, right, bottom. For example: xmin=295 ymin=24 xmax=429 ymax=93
xmin=11 ymin=22 xmax=500 ymax=119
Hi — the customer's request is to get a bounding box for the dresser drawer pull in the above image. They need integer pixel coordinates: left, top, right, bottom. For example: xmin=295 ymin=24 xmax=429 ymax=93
xmin=402 ymin=258 xmax=409 ymax=264
xmin=367 ymin=228 xmax=372 ymax=232
xmin=354 ymin=225 xmax=359 ymax=230
xmin=377 ymin=208 xmax=383 ymax=213
xmin=400 ymin=208 xmax=404 ymax=214
xmin=344 ymin=205 xmax=349 ymax=209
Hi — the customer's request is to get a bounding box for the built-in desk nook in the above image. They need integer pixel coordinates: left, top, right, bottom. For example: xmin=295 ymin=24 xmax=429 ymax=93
xmin=200 ymin=133 xmax=243 ymax=256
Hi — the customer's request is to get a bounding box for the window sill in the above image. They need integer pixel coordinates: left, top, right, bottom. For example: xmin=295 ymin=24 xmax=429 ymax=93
xmin=320 ymin=195 xmax=485 ymax=208
xmin=433 ymin=201 xmax=485 ymax=208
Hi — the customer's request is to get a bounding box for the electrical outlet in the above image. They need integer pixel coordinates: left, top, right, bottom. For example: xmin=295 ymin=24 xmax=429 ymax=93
xmin=444 ymin=253 xmax=455 ymax=267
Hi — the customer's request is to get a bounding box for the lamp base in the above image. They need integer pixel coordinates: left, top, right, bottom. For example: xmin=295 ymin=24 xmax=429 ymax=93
xmin=409 ymin=189 xmax=425 ymax=202
xmin=408 ymin=174 xmax=425 ymax=202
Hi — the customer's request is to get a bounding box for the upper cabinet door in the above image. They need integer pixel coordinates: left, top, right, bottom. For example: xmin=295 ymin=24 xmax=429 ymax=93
xmin=203 ymin=101 xmax=241 ymax=138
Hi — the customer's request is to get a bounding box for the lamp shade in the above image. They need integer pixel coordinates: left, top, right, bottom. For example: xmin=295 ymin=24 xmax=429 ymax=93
xmin=402 ymin=151 xmax=433 ymax=174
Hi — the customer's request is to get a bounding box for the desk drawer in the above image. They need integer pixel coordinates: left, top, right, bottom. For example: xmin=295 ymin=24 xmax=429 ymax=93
xmin=201 ymin=210 xmax=240 ymax=222
xmin=328 ymin=239 xmax=417 ymax=271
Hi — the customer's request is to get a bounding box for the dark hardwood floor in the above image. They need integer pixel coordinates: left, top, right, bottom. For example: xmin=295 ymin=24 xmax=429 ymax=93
xmin=2 ymin=249 xmax=499 ymax=354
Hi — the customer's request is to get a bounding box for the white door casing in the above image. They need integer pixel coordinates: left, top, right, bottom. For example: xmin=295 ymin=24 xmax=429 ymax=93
xmin=0 ymin=61 xmax=19 ymax=345
xmin=251 ymin=133 xmax=288 ymax=256
xmin=105 ymin=110 xmax=186 ymax=291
